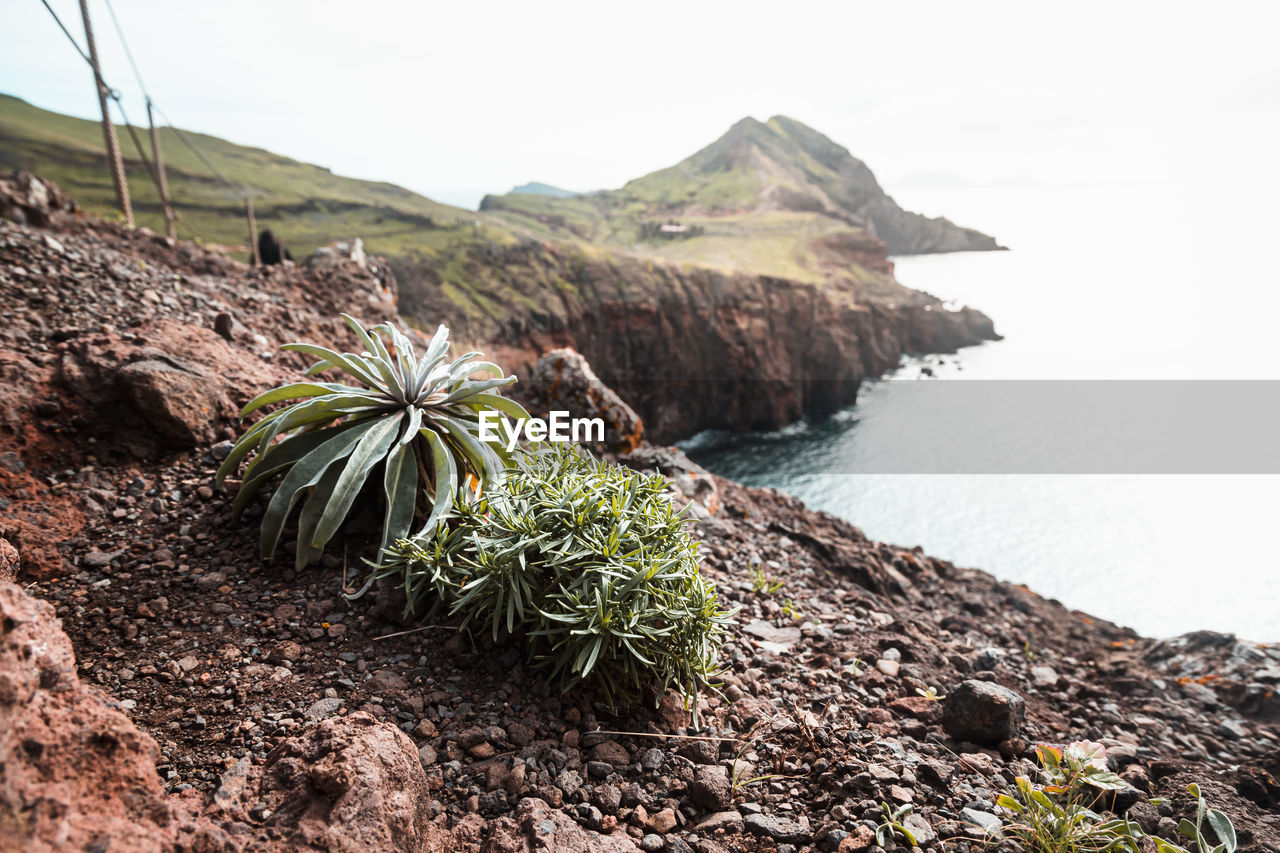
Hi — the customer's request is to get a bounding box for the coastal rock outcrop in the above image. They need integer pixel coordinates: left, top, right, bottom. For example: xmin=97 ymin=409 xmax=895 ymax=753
xmin=527 ymin=347 xmax=644 ymax=453
xmin=409 ymin=246 xmax=998 ymax=443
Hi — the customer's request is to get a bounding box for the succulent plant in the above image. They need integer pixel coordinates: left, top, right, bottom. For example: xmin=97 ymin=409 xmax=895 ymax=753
xmin=374 ymin=443 xmax=734 ymax=710
xmin=215 ymin=314 xmax=526 ymax=569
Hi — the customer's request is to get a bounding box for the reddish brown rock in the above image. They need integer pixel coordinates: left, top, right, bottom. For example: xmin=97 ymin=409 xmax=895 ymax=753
xmin=0 ymin=538 xmax=17 ymax=583
xmin=589 ymin=740 xmax=631 ymax=768
xmin=888 ymin=695 xmax=944 ymax=723
xmin=528 ymin=347 xmax=644 ymax=454
xmin=0 ymin=581 xmax=175 ymax=852
xmin=208 ymin=712 xmax=434 ymax=851
xmin=483 ymin=797 xmax=638 ymax=853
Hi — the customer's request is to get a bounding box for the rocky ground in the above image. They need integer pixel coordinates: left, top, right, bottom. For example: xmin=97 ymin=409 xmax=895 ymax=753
xmin=2 ymin=174 xmax=1278 ymax=852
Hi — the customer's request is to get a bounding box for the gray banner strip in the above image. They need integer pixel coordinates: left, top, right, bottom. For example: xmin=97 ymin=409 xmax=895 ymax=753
xmin=679 ymin=380 xmax=1280 ymax=474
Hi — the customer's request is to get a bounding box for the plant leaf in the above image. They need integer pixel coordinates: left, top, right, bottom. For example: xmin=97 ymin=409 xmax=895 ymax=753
xmin=259 ymin=422 xmax=373 ymax=560
xmin=239 ymin=382 xmax=354 ymax=418
xmin=231 ymin=421 xmax=366 ymax=518
xmin=417 ymin=428 xmax=458 ymax=537
xmin=311 ymin=413 xmax=404 ymax=548
xmin=380 ymin=439 xmax=419 ymax=558
xmin=1207 ymin=810 xmax=1236 ymax=853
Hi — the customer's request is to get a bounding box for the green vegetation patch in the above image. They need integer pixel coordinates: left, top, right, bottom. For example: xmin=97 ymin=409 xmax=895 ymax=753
xmin=376 ymin=443 xmax=735 ymax=711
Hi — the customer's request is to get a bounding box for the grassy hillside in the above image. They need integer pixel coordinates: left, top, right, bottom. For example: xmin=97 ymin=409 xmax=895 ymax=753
xmin=480 ymin=116 xmax=903 ymax=288
xmin=2 ymin=96 xmax=978 ymax=321
xmin=0 ymin=94 xmax=512 ymax=258
xmin=510 ymin=182 xmax=578 ymax=198
xmin=482 ymin=115 xmax=1002 ymax=261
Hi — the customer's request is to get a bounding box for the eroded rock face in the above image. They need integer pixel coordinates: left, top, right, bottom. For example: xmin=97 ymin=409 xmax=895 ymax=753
xmin=483 ymin=797 xmax=638 ymax=853
xmin=207 ymin=712 xmax=435 ymax=851
xmin=400 ymin=245 xmax=999 ymax=445
xmin=0 ymin=581 xmax=176 ymax=852
xmin=528 ymin=347 xmax=644 ymax=454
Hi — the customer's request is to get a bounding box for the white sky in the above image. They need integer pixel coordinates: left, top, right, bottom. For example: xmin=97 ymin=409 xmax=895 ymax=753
xmin=3 ymin=1 xmax=1279 ymax=210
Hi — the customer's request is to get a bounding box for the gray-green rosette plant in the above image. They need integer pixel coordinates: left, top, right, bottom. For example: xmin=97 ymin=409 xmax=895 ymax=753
xmin=374 ymin=443 xmax=735 ymax=710
xmin=215 ymin=314 xmax=526 ymax=569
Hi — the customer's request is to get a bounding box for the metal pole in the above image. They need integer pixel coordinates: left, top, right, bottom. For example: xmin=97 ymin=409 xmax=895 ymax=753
xmin=79 ymin=0 xmax=132 ymax=226
xmin=146 ymin=99 xmax=176 ymax=240
xmin=245 ymin=197 xmax=261 ymax=266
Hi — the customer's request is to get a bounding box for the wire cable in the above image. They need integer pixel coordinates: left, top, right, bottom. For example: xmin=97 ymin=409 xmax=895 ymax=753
xmin=102 ymin=0 xmax=149 ymax=101
xmin=152 ymin=104 xmax=246 ymax=196
xmin=37 ymin=0 xmax=92 ymax=66
xmin=38 ymin=0 xmax=252 ymax=229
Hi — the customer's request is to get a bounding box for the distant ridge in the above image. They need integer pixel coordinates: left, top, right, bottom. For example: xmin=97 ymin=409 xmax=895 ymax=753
xmin=482 ymin=115 xmax=1002 ymax=289
xmin=510 ymin=182 xmax=577 ymax=198
xmin=616 ymin=115 xmax=1003 ymax=254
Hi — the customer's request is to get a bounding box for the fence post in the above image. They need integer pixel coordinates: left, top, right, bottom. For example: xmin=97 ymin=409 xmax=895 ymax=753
xmin=146 ymin=99 xmax=176 ymax=240
xmin=78 ymin=0 xmax=132 ymax=227
xmin=245 ymin=197 xmax=261 ymax=266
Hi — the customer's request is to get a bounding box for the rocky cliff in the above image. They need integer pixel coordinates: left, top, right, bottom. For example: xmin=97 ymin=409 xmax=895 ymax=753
xmin=395 ymin=241 xmax=997 ymax=443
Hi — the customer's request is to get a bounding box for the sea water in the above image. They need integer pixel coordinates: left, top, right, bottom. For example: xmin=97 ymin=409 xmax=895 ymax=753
xmin=681 ymin=182 xmax=1280 ymax=641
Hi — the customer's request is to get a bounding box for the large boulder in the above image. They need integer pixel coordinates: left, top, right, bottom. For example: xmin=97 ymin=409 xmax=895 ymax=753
xmin=942 ymin=679 xmax=1026 ymax=746
xmin=113 ymin=355 xmax=229 ymax=447
xmin=55 ymin=321 xmax=283 ymax=452
xmin=528 ymin=348 xmax=644 ymax=454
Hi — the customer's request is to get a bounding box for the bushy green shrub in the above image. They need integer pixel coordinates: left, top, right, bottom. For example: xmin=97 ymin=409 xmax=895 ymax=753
xmin=215 ymin=314 xmax=526 ymax=568
xmin=373 ymin=443 xmax=734 ymax=709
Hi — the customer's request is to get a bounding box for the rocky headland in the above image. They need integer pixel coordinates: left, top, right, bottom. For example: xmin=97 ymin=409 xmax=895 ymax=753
xmin=1 ymin=175 xmax=1277 ymax=852
xmin=397 ymin=240 xmax=997 ymax=443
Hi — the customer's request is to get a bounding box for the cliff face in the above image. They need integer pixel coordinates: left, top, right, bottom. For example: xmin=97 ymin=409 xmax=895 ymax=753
xmin=394 ymin=243 xmax=997 ymax=443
